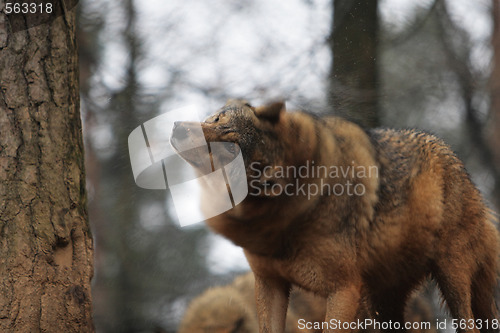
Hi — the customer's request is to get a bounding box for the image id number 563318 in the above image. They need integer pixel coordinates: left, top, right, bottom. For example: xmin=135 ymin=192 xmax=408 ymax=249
xmin=5 ymin=2 xmax=53 ymax=14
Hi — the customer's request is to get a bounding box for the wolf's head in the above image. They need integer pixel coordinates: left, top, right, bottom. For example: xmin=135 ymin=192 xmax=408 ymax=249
xmin=170 ymin=100 xmax=288 ymax=184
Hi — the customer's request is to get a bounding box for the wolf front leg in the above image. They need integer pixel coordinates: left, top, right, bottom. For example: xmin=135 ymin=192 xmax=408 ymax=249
xmin=324 ymin=283 xmax=362 ymax=333
xmin=254 ymin=274 xmax=291 ymax=333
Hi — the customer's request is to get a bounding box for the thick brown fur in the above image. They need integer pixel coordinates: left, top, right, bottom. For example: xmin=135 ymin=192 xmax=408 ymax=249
xmin=171 ymin=100 xmax=500 ymax=333
xmin=178 ymin=272 xmax=437 ymax=333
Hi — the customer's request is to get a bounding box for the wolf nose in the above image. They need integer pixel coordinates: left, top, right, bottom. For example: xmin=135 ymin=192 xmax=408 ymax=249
xmin=172 ymin=121 xmax=189 ymax=140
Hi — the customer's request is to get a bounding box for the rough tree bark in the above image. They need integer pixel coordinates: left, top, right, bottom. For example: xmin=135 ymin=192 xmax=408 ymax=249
xmin=329 ymin=0 xmax=380 ymax=127
xmin=0 ymin=5 xmax=94 ymax=333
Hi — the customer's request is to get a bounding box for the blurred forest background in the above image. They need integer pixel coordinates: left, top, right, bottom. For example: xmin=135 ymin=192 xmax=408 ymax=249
xmin=76 ymin=0 xmax=500 ymax=332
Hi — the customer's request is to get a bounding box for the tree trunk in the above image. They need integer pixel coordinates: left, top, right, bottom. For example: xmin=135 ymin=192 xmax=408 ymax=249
xmin=0 ymin=6 xmax=94 ymax=333
xmin=329 ymin=0 xmax=380 ymax=127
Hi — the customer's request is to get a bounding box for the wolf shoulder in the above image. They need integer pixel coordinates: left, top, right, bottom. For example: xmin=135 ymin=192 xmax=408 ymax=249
xmin=310 ymin=114 xmax=474 ymax=202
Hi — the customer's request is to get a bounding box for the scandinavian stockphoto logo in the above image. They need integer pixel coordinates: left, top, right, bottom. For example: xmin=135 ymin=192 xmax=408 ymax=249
xmin=127 ymin=105 xmax=248 ymax=227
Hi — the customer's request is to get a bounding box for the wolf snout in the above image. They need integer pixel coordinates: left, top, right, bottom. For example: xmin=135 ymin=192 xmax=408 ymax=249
xmin=171 ymin=121 xmax=191 ymax=151
xmin=173 ymin=121 xmax=188 ymax=137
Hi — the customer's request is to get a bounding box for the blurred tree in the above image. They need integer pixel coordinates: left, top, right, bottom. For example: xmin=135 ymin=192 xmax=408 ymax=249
xmin=0 ymin=6 xmax=94 ymax=333
xmin=78 ymin=0 xmax=212 ymax=331
xmin=329 ymin=0 xmax=380 ymax=127
xmin=490 ymin=0 xmax=500 ymax=209
xmin=434 ymin=0 xmax=500 ymax=210
xmin=378 ymin=1 xmax=446 ymax=130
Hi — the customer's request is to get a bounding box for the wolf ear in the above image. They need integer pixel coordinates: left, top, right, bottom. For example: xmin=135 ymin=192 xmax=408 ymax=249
xmin=225 ymin=99 xmax=251 ymax=107
xmin=254 ymin=101 xmax=285 ymax=122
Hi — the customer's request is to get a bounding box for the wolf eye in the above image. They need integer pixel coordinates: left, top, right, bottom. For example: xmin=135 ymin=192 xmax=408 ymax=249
xmin=225 ymin=144 xmax=236 ymax=153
